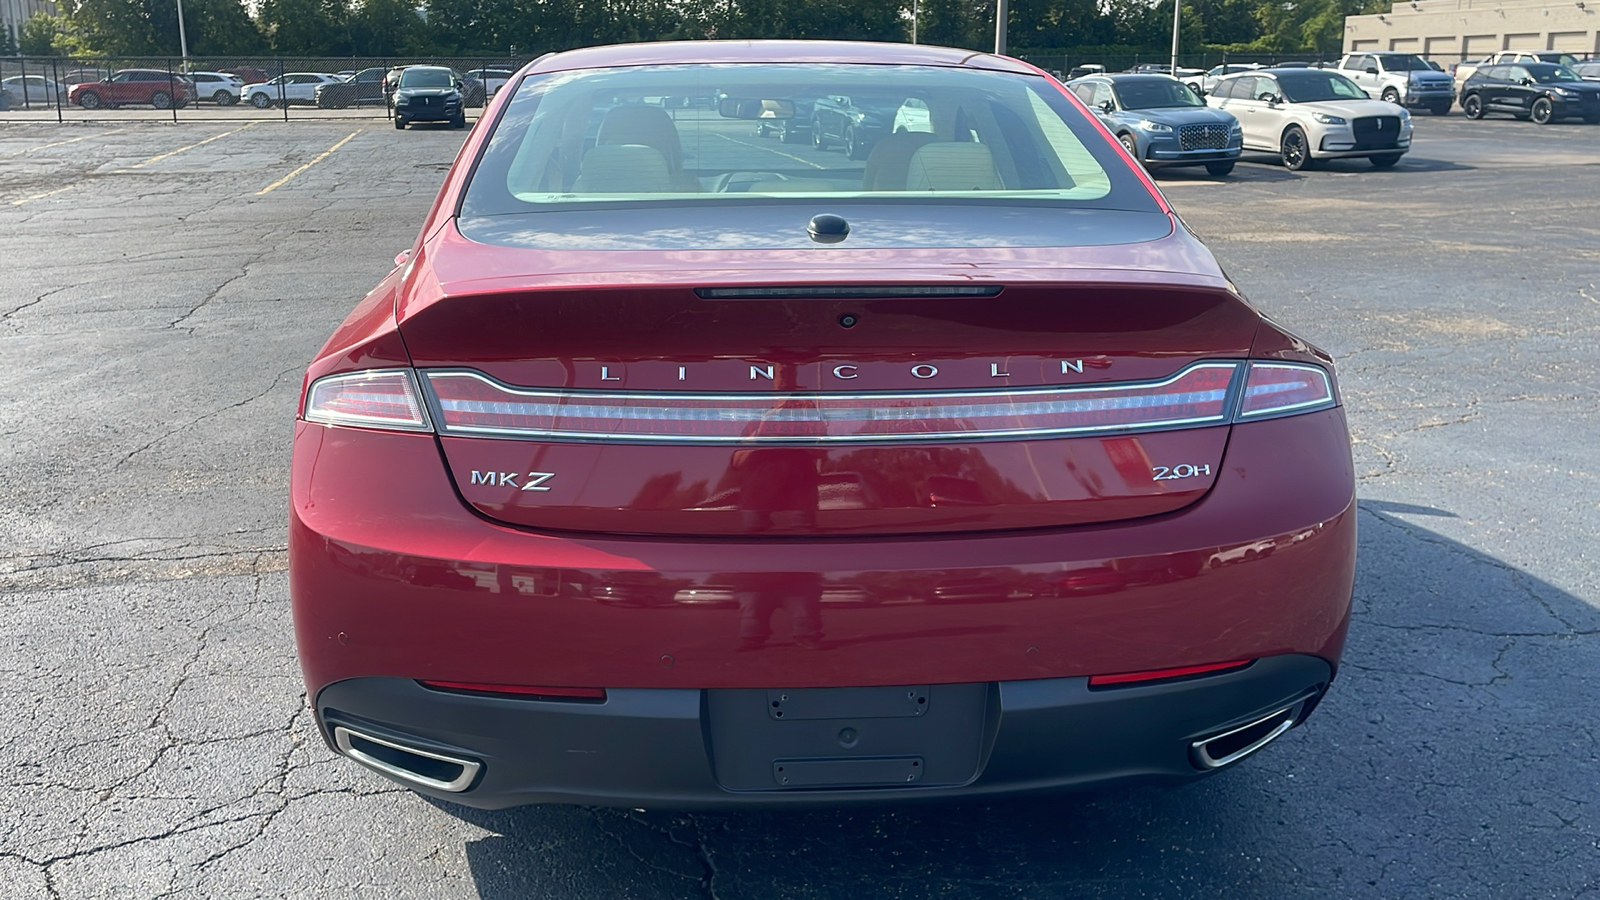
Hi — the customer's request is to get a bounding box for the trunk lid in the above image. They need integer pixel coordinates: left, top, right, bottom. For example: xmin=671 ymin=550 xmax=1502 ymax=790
xmin=399 ymin=241 xmax=1261 ymax=536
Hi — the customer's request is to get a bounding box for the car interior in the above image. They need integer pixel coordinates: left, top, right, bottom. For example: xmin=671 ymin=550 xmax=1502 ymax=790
xmin=483 ymin=64 xmax=1114 ymax=203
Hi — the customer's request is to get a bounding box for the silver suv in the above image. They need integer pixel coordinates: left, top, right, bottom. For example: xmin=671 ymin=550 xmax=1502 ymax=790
xmin=1337 ymin=52 xmax=1454 ymax=115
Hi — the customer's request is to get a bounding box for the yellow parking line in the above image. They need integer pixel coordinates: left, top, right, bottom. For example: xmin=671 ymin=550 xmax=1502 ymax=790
xmin=119 ymin=121 xmax=259 ymax=171
xmin=1 ymin=128 xmax=127 ymax=160
xmin=256 ymin=129 xmax=362 ymax=196
xmin=11 ymin=185 xmax=77 ymax=206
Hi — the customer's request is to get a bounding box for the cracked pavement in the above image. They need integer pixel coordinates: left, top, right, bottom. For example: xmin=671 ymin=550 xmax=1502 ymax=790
xmin=1 ymin=117 xmax=1597 ymax=898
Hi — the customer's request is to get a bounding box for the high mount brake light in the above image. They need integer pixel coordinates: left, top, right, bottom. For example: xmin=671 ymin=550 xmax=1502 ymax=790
xmin=303 ymin=369 xmax=431 ymax=432
xmin=1239 ymin=363 xmax=1336 ymax=419
xmin=422 ymin=364 xmax=1242 ymax=444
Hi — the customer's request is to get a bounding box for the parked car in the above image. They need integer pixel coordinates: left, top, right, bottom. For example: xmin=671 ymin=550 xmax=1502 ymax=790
xmin=61 ymin=68 xmax=113 ymax=86
xmin=1068 ymin=74 xmax=1242 ymax=176
xmin=1452 ymin=51 xmax=1581 ymax=94
xmin=391 ymin=65 xmax=467 ymax=129
xmin=1066 ymin=63 xmax=1105 ymax=79
xmin=186 ymin=71 xmax=244 ymax=105
xmin=466 ymin=67 xmax=515 ymax=97
xmin=242 ymin=73 xmax=341 ymax=109
xmin=1571 ymin=61 xmax=1600 ymax=82
xmin=810 ymin=93 xmax=901 ymax=159
xmin=1459 ymin=63 xmax=1600 ymax=124
xmin=292 ymin=39 xmax=1354 ymax=810
xmin=1196 ymin=63 xmax=1262 ymax=96
xmin=316 ymin=67 xmax=388 ymax=108
xmin=220 ymin=66 xmax=270 ymax=86
xmin=1174 ymin=68 xmax=1205 ymax=93
xmin=1 ymin=75 xmax=69 ymax=106
xmin=752 ymin=97 xmax=816 ymax=142
xmin=68 ymin=70 xmax=195 ymax=110
xmin=1335 ymin=52 xmax=1454 ymax=114
xmin=1207 ymin=67 xmax=1410 ymax=170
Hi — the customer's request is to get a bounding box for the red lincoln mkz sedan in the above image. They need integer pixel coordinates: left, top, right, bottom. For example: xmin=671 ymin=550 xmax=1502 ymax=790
xmin=291 ymin=41 xmax=1355 ymax=809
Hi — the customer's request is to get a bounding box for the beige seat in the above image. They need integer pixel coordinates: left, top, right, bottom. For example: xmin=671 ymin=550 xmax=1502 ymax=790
xmin=905 ymin=142 xmax=1004 ymax=192
xmin=573 ymin=144 xmax=672 ymax=193
xmin=594 ymin=105 xmax=699 ymax=191
xmin=861 ymin=132 xmax=937 ymax=191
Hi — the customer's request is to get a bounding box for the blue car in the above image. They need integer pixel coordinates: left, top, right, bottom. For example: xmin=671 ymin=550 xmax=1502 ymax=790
xmin=1067 ymin=74 xmax=1242 ymax=176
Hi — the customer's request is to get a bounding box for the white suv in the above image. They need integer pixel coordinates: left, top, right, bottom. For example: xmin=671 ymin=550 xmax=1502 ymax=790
xmin=187 ymin=71 xmax=244 ymax=105
xmin=243 ymin=73 xmax=341 ymax=109
xmin=1208 ymin=67 xmax=1412 ymax=171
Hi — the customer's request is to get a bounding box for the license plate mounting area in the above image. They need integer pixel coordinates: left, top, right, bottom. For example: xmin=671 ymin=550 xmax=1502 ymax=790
xmin=707 ymin=683 xmax=990 ymax=792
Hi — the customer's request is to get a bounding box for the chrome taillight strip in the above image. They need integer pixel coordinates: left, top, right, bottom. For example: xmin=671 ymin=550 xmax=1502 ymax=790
xmin=420 ymin=363 xmax=1244 ymax=444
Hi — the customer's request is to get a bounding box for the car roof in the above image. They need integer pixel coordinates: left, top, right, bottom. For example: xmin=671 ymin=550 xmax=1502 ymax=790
xmin=527 ymin=40 xmax=1035 ymax=75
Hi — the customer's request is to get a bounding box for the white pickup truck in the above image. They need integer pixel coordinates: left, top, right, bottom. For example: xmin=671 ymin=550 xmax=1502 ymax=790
xmin=1336 ymin=52 xmax=1455 ymax=114
xmin=1452 ymin=51 xmax=1582 ymax=94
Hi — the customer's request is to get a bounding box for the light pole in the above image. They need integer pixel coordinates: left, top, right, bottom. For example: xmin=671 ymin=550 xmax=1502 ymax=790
xmin=1169 ymin=0 xmax=1180 ymax=76
xmin=912 ymin=0 xmax=918 ymax=44
xmin=994 ymin=0 xmax=1008 ymax=55
xmin=176 ymin=0 xmax=190 ymax=70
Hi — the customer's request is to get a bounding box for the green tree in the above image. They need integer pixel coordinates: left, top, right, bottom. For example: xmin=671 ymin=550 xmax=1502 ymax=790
xmin=255 ymin=0 xmax=349 ymax=54
xmin=184 ymin=0 xmax=265 ymax=55
xmin=351 ymin=0 xmax=425 ymax=54
xmin=20 ymin=13 xmax=71 ymax=56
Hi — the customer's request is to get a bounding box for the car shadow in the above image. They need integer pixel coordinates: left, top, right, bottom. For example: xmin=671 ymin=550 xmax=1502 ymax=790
xmin=1230 ymin=152 xmax=1477 ymax=174
xmin=439 ymin=499 xmax=1600 ymax=898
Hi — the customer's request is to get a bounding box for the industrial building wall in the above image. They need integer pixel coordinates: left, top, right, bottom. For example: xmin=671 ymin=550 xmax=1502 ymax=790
xmin=1345 ymin=0 xmax=1600 ymax=62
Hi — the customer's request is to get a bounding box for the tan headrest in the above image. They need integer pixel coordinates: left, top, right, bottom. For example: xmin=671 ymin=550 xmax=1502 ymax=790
xmin=861 ymin=132 xmax=937 ymax=191
xmin=905 ymin=142 xmax=1003 ymax=192
xmin=596 ymin=105 xmax=683 ymax=171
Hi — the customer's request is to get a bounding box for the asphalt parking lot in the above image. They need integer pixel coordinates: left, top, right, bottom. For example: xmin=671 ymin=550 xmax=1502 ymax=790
xmin=2 ymin=115 xmax=1597 ymax=898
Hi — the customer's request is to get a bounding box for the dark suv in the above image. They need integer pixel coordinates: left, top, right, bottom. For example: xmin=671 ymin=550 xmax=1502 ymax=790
xmin=1460 ymin=62 xmax=1600 ymax=124
xmin=316 ymin=67 xmax=388 ymax=108
xmin=68 ymin=69 xmax=195 ymax=110
xmin=391 ymin=66 xmax=466 ymax=129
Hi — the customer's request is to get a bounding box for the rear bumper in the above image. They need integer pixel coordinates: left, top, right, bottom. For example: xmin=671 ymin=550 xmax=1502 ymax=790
xmin=317 ymin=654 xmax=1332 ymax=809
xmin=292 ymin=407 xmax=1354 ymax=695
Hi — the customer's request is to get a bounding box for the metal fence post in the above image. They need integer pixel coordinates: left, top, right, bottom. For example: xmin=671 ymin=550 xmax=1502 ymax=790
xmin=50 ymin=57 xmax=63 ymax=122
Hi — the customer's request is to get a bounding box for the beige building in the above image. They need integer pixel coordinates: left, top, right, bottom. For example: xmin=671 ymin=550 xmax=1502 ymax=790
xmin=1345 ymin=0 xmax=1600 ymax=62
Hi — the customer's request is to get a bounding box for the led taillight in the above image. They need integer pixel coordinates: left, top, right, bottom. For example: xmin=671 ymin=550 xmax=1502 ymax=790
xmin=418 ymin=681 xmax=607 ymax=701
xmin=303 ymin=369 xmax=432 ymax=432
xmin=1088 ymin=659 xmax=1253 ymax=687
xmin=423 ymin=364 xmax=1240 ymax=444
xmin=1238 ymin=363 xmax=1335 ymax=419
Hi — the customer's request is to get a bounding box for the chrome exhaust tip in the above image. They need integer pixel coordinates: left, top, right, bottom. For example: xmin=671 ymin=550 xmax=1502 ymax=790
xmin=332 ymin=725 xmax=482 ymax=792
xmin=1190 ymin=703 xmax=1299 ymax=770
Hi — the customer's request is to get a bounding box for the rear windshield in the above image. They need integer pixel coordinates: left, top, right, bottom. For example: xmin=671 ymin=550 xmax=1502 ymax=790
xmin=461 ymin=63 xmax=1143 ymax=215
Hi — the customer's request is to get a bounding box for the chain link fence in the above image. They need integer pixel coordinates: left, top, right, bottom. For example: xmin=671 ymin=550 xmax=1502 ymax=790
xmin=0 ymin=55 xmax=534 ymax=123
